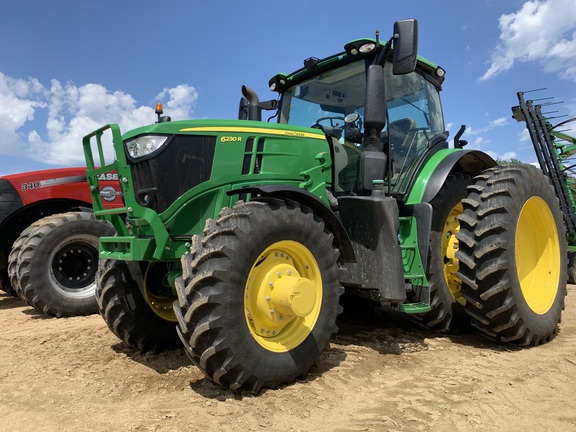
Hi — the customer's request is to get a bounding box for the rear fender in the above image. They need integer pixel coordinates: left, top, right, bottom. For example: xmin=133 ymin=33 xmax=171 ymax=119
xmin=408 ymin=149 xmax=497 ymax=205
xmin=401 ymin=149 xmax=496 ymax=277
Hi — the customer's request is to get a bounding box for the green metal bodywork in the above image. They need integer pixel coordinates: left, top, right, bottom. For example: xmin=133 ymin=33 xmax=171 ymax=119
xmin=550 ymin=128 xmax=576 ymax=249
xmin=405 ymin=148 xmax=465 ymax=204
xmin=83 ymin=120 xmax=332 ymax=263
xmin=551 ymin=129 xmax=576 ymax=249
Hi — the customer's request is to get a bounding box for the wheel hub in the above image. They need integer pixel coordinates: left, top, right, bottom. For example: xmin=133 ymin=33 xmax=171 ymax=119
xmin=444 ymin=231 xmax=460 ymax=282
xmin=143 ymin=262 xmax=179 ymax=322
xmin=442 ymin=204 xmax=465 ymax=305
xmin=246 ymin=259 xmax=316 ymax=336
xmin=245 ymin=241 xmax=322 ymax=351
xmin=52 ymin=242 xmax=98 ymax=290
xmin=271 ymin=272 xmax=316 ymax=318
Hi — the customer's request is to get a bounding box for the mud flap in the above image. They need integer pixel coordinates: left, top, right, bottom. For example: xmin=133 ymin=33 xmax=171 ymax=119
xmin=338 ymin=195 xmax=406 ymax=302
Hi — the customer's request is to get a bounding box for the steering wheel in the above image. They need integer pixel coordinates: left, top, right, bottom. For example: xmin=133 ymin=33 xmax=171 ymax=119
xmin=313 ymin=116 xmax=346 ymax=128
xmin=312 ymin=116 xmax=346 ymax=139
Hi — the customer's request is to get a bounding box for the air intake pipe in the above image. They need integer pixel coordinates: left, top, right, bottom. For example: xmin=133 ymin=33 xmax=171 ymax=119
xmin=241 ymin=85 xmax=262 ymax=121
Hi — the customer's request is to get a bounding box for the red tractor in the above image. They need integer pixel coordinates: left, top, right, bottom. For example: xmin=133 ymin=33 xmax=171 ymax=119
xmin=0 ymin=167 xmax=121 ymax=317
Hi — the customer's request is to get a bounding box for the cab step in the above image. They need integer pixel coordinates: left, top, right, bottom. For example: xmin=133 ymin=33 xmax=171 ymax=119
xmin=398 ymin=302 xmax=431 ymax=314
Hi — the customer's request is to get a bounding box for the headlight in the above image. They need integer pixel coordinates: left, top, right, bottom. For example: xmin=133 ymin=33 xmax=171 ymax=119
xmin=125 ymin=135 xmax=168 ymax=158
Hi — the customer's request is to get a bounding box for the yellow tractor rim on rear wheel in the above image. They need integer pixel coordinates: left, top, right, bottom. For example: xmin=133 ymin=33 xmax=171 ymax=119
xmin=515 ymin=196 xmax=561 ymax=314
xmin=244 ymin=240 xmax=322 ymax=352
xmin=442 ymin=203 xmax=465 ymax=306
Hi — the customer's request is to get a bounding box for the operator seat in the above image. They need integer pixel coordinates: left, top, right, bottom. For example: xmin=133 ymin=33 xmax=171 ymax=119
xmin=388 ymin=118 xmax=417 ymax=153
xmin=331 ymin=137 xmax=363 ymax=194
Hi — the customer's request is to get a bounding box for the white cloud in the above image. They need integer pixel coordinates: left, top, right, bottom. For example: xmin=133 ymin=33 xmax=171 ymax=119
xmin=481 ymin=0 xmax=576 ymax=81
xmin=489 ymin=117 xmax=508 ymax=128
xmin=155 ymin=84 xmax=198 ymax=120
xmin=483 ymin=149 xmax=498 ymax=159
xmin=0 ymin=71 xmax=199 ymax=166
xmin=475 ymin=147 xmax=518 ymax=162
xmin=500 ymin=151 xmax=518 ymax=160
xmin=0 ymin=73 xmax=47 ymax=155
xmin=465 ymin=123 xmax=519 ymax=161
xmin=518 ymin=128 xmax=531 ymax=142
xmin=470 ymin=136 xmax=489 ymax=147
xmin=467 ymin=116 xmax=509 ymax=136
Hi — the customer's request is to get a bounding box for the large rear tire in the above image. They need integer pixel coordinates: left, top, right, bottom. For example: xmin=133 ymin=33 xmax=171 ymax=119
xmin=8 ymin=217 xmax=58 ymax=303
xmin=16 ymin=212 xmax=114 ymax=317
xmin=411 ymin=173 xmax=472 ymax=332
xmin=8 ymin=230 xmax=31 ymax=301
xmin=96 ymin=259 xmax=181 ymax=352
xmin=174 ymin=199 xmax=343 ymax=393
xmin=0 ymin=269 xmax=16 ymax=297
xmin=456 ymin=164 xmax=567 ymax=345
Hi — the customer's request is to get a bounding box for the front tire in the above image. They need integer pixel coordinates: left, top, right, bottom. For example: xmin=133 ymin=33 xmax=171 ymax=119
xmin=96 ymin=259 xmax=181 ymax=352
xmin=16 ymin=212 xmax=114 ymax=317
xmin=456 ymin=164 xmax=567 ymax=345
xmin=174 ymin=199 xmax=343 ymax=393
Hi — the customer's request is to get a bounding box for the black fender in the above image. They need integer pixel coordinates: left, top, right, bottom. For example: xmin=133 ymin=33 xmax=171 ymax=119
xmin=421 ymin=150 xmax=497 ymax=203
xmin=70 ymin=206 xmax=94 ymax=214
xmin=0 ymin=179 xmax=23 ymax=226
xmin=227 ymin=185 xmax=355 ymax=262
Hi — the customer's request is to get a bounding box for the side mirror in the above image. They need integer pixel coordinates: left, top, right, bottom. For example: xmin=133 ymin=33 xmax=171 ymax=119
xmin=392 ymin=19 xmax=418 ymax=75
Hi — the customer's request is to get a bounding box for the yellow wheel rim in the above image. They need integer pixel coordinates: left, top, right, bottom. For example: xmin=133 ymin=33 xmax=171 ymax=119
xmin=442 ymin=203 xmax=465 ymax=306
xmin=143 ymin=262 xmax=178 ymax=322
xmin=244 ymin=240 xmax=322 ymax=352
xmin=516 ymin=196 xmax=560 ymax=314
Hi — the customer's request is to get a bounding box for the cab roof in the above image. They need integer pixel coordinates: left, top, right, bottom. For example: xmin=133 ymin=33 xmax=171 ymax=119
xmin=269 ymin=38 xmax=445 ymax=93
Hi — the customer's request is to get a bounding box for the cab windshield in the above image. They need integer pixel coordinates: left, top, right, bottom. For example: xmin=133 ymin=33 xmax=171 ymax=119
xmin=278 ymin=60 xmax=445 ymax=194
xmin=279 ymin=61 xmax=367 ymax=126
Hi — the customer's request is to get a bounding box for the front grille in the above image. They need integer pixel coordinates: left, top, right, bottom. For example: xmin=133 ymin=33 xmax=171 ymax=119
xmin=130 ymin=135 xmax=216 ymax=213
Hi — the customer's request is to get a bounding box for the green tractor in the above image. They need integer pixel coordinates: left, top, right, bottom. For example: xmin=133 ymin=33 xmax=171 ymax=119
xmin=83 ymin=19 xmax=567 ymax=393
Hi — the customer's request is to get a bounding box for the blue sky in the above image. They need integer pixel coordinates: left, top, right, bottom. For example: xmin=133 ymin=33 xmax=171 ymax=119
xmin=1 ymin=0 xmax=576 ymax=175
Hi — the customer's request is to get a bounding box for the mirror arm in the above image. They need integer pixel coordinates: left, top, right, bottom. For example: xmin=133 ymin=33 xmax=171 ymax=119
xmin=374 ymin=37 xmax=394 ymax=66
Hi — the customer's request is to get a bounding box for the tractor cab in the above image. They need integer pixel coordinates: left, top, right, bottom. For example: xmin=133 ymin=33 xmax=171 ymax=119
xmin=277 ymin=61 xmax=445 ymax=197
xmin=262 ymin=24 xmax=448 ymax=200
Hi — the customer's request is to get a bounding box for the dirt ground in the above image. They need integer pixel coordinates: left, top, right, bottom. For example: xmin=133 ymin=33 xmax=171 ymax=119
xmin=1 ymin=286 xmax=576 ymax=432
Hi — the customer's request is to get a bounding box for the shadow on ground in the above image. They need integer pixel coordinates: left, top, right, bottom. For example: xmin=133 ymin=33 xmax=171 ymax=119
xmin=103 ymin=292 xmax=517 ymax=399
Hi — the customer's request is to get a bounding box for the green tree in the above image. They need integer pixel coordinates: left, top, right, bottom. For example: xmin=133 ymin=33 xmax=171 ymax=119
xmin=495 ymin=158 xmax=524 ymax=165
